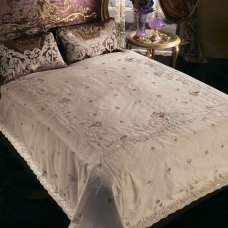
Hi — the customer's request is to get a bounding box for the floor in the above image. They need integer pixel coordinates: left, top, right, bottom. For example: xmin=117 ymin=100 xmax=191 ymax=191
xmin=0 ymin=56 xmax=227 ymax=228
xmin=0 ymin=137 xmax=70 ymax=228
xmin=176 ymin=57 xmax=228 ymax=94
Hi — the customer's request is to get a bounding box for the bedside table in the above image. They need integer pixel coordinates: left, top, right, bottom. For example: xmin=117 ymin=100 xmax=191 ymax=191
xmin=126 ymin=30 xmax=181 ymax=68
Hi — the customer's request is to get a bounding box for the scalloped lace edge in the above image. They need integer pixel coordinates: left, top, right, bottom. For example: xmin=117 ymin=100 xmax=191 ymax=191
xmin=1 ymin=124 xmax=228 ymax=228
xmin=131 ymin=172 xmax=228 ymax=227
xmin=0 ymin=124 xmax=74 ymax=220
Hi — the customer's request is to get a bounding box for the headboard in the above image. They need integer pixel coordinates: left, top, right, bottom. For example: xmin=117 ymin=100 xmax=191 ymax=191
xmin=0 ymin=0 xmax=109 ymax=42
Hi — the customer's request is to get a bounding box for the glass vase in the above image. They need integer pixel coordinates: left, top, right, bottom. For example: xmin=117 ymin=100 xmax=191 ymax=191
xmin=134 ymin=12 xmax=148 ymax=41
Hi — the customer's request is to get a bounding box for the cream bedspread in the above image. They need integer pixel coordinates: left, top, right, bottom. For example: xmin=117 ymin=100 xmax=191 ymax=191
xmin=0 ymin=50 xmax=228 ymax=228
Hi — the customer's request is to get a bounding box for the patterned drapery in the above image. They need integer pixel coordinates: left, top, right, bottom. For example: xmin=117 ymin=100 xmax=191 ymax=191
xmin=158 ymin=0 xmax=205 ymax=62
xmin=178 ymin=0 xmax=205 ymax=62
xmin=109 ymin=0 xmax=126 ymax=47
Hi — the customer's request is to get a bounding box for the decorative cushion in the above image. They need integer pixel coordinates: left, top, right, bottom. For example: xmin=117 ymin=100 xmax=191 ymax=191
xmin=57 ymin=18 xmax=120 ymax=63
xmin=0 ymin=0 xmax=102 ymax=42
xmin=0 ymin=32 xmax=66 ymax=85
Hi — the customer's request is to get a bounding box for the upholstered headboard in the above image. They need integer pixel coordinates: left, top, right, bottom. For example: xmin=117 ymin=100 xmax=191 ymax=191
xmin=0 ymin=0 xmax=109 ymax=41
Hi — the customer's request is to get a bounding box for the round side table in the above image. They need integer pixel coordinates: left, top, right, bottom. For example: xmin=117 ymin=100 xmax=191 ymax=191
xmin=126 ymin=30 xmax=181 ymax=68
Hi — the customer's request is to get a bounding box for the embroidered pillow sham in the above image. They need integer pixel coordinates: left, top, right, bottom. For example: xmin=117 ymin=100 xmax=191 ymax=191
xmin=57 ymin=18 xmax=120 ymax=64
xmin=0 ymin=0 xmax=102 ymax=42
xmin=0 ymin=32 xmax=66 ymax=85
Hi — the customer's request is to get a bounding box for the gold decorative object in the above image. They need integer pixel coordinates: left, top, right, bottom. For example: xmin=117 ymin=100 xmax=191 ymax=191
xmin=126 ymin=29 xmax=181 ymax=68
xmin=150 ymin=30 xmax=162 ymax=42
xmin=150 ymin=30 xmax=170 ymax=43
xmin=134 ymin=35 xmax=146 ymax=42
xmin=127 ymin=30 xmax=179 ymax=47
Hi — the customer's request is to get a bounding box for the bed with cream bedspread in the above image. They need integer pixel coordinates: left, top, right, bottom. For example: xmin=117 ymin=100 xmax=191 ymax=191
xmin=0 ymin=50 xmax=228 ymax=228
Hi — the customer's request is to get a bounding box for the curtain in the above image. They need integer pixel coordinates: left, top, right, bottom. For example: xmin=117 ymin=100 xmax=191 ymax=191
xmin=159 ymin=0 xmax=194 ymax=22
xmin=109 ymin=0 xmax=126 ymax=47
xmin=159 ymin=0 xmax=205 ymax=62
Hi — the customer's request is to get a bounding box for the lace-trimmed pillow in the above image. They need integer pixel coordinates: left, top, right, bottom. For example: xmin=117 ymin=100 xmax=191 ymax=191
xmin=57 ymin=18 xmax=120 ymax=64
xmin=0 ymin=32 xmax=66 ymax=85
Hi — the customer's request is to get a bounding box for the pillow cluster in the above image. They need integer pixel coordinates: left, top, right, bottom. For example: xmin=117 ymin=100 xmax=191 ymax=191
xmin=0 ymin=18 xmax=119 ymax=86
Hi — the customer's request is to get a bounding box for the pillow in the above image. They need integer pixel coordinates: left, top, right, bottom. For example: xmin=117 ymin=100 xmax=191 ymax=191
xmin=57 ymin=18 xmax=120 ymax=63
xmin=0 ymin=32 xmax=66 ymax=85
xmin=0 ymin=0 xmax=102 ymax=42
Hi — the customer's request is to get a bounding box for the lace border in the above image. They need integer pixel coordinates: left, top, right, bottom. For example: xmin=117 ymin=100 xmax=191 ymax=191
xmin=131 ymin=171 xmax=228 ymax=227
xmin=1 ymin=124 xmax=228 ymax=228
xmin=0 ymin=124 xmax=74 ymax=220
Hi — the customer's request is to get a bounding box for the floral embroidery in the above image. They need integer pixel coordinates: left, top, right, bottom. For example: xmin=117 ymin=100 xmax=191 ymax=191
xmin=166 ymin=168 xmax=171 ymax=173
xmin=189 ymin=90 xmax=200 ymax=96
xmin=5 ymin=51 xmax=227 ymax=228
xmin=15 ymin=53 xmax=227 ymax=158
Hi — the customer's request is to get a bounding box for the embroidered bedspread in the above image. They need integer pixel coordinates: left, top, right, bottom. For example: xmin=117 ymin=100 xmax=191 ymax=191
xmin=0 ymin=50 xmax=227 ymax=228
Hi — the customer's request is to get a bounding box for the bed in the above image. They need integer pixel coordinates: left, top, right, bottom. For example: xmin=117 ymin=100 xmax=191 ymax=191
xmin=0 ymin=1 xmax=228 ymax=228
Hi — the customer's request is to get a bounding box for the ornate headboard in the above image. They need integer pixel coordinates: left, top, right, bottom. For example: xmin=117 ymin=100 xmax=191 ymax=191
xmin=0 ymin=0 xmax=109 ymax=41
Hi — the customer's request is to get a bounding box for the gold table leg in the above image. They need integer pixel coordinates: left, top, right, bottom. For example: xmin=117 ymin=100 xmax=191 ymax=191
xmin=172 ymin=45 xmax=179 ymax=68
xmin=146 ymin=49 xmax=155 ymax=59
xmin=151 ymin=49 xmax=155 ymax=59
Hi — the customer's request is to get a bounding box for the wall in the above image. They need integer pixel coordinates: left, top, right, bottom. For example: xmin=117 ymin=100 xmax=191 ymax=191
xmin=198 ymin=0 xmax=228 ymax=59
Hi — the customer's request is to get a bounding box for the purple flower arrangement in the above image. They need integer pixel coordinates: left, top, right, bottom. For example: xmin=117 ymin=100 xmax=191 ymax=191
xmin=130 ymin=0 xmax=154 ymax=14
